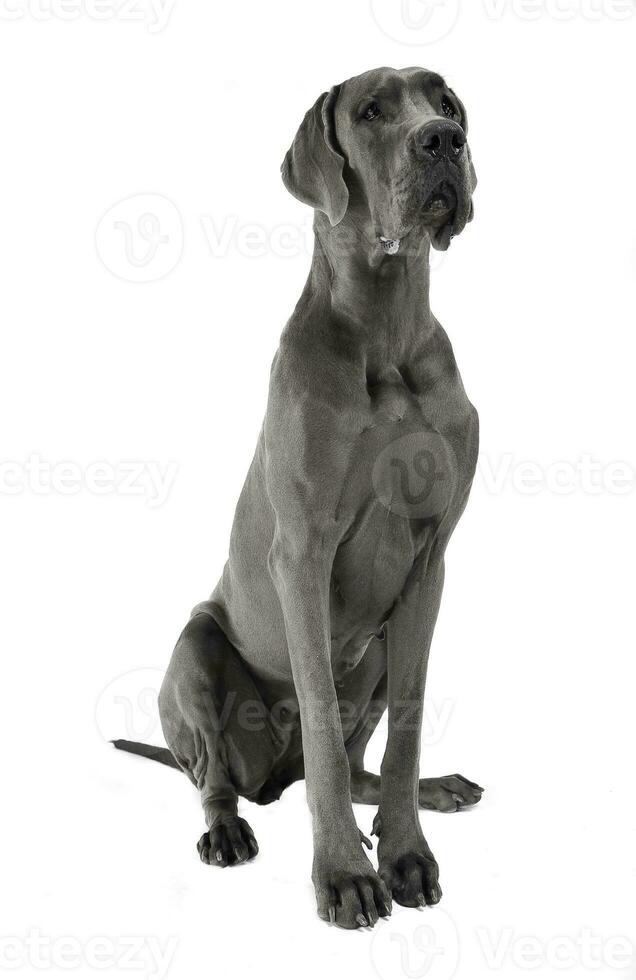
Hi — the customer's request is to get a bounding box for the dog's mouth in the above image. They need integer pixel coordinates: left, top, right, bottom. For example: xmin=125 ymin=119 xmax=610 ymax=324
xmin=378 ymin=175 xmax=473 ymax=255
xmin=421 ymin=179 xmax=459 ymax=251
xmin=423 ymin=180 xmax=458 ymax=218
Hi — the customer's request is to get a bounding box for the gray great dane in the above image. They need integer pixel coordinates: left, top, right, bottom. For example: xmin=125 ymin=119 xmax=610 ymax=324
xmin=114 ymin=65 xmax=482 ymax=929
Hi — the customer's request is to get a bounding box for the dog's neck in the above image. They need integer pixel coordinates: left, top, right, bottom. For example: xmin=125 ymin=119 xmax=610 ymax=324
xmin=310 ymin=211 xmax=434 ymax=341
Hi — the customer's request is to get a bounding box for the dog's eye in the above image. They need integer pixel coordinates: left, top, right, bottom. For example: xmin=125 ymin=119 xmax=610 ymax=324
xmin=362 ymin=101 xmax=381 ymax=121
xmin=441 ymin=96 xmax=456 ymax=119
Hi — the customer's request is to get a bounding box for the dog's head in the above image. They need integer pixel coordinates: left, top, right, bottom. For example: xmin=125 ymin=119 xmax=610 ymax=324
xmin=282 ymin=66 xmax=477 ymax=253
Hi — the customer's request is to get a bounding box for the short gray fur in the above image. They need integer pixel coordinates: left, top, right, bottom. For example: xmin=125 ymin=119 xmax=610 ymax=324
xmin=114 ymin=66 xmax=483 ymax=929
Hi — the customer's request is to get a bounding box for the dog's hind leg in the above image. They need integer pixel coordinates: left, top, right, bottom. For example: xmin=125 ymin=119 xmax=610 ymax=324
xmin=351 ymin=767 xmax=483 ymax=812
xmin=344 ymin=642 xmax=483 ymax=813
xmin=345 ymin=677 xmax=391 ymax=807
xmin=340 ymin=637 xmax=389 ymax=805
xmin=349 ymin=721 xmax=484 ymax=812
xmin=159 ymin=605 xmax=277 ymax=867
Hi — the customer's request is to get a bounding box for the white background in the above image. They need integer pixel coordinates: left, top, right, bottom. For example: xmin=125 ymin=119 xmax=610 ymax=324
xmin=2 ymin=1 xmax=635 ymax=978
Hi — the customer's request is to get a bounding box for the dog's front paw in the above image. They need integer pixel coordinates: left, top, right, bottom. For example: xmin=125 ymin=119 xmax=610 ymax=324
xmin=197 ymin=815 xmax=258 ymax=867
xmin=375 ymin=821 xmax=441 ymax=908
xmin=313 ymin=846 xmax=392 ymax=929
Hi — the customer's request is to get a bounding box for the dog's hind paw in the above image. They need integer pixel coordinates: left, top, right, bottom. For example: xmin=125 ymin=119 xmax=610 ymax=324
xmin=418 ymin=774 xmax=484 ymax=812
xmin=197 ymin=816 xmax=258 ymax=867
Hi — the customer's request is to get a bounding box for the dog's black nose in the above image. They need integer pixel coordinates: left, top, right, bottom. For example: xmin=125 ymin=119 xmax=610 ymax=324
xmin=417 ymin=120 xmax=466 ymax=161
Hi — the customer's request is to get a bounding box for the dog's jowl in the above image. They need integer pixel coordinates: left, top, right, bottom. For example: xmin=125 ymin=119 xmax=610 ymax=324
xmin=114 ymin=66 xmax=483 ymax=930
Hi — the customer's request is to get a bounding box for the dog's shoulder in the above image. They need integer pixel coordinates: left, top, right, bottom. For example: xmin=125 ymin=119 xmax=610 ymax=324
xmin=262 ymin=318 xmax=368 ymax=511
xmin=269 ymin=307 xmax=366 ymax=412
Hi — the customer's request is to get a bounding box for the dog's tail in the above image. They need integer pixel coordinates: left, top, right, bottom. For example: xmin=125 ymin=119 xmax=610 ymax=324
xmin=111 ymin=739 xmax=181 ymax=770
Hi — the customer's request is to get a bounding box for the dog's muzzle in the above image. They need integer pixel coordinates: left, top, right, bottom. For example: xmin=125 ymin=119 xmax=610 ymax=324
xmin=378 ymin=118 xmax=474 ymax=255
xmin=415 ymin=119 xmax=472 ymax=251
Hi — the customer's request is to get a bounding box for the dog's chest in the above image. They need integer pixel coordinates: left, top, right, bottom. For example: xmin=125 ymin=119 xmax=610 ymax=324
xmin=360 ymin=360 xmax=477 ymax=495
xmin=340 ymin=376 xmax=473 ymax=533
xmin=327 ymin=362 xmax=476 ymax=674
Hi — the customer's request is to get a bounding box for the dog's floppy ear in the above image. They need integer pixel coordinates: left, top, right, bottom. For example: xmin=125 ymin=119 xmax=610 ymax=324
xmin=281 ymin=85 xmax=348 ymax=227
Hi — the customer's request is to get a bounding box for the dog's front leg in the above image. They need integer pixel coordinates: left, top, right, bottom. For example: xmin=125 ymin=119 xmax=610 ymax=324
xmin=269 ymin=528 xmax=392 ymax=928
xmin=375 ymin=555 xmax=445 ymax=908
